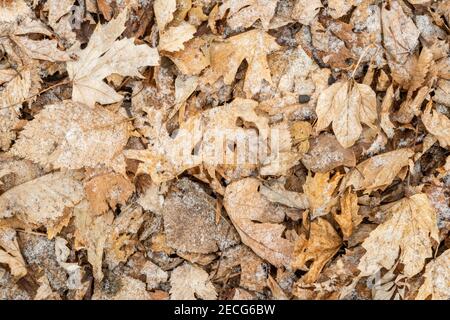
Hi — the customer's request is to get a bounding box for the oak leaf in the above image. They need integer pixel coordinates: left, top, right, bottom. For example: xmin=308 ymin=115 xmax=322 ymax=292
xmin=67 ymin=10 xmax=160 ymax=106
xmin=315 ymin=80 xmax=377 ymax=148
xmin=358 ymin=194 xmax=439 ymax=277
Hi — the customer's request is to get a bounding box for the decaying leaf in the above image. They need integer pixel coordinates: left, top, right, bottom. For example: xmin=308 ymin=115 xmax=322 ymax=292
xmin=315 ymin=80 xmax=377 ymax=148
xmin=292 ymin=217 xmax=342 ymax=284
xmin=422 ymin=102 xmax=450 ymax=149
xmin=67 ymin=10 xmax=159 ymax=106
xmin=169 ymin=263 xmax=217 ymax=300
xmin=343 ymin=149 xmax=414 ymax=193
xmin=0 ymin=228 xmax=27 ymax=278
xmin=206 ymin=29 xmax=280 ymax=97
xmin=11 ymin=101 xmax=130 ymax=174
xmin=224 ymin=178 xmax=294 ymax=268
xmin=218 ymin=0 xmax=278 ymax=30
xmin=304 ymin=172 xmax=342 ymax=219
xmin=416 ymin=249 xmax=450 ymax=300
xmin=358 ymin=194 xmax=439 ymax=278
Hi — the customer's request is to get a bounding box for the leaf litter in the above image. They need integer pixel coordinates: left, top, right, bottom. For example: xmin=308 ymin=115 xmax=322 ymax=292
xmin=0 ymin=0 xmax=449 ymax=301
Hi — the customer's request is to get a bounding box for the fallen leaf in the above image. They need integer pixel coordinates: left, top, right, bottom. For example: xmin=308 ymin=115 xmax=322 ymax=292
xmin=67 ymin=10 xmax=160 ymax=106
xmin=416 ymin=249 xmax=450 ymax=300
xmin=169 ymin=263 xmax=217 ymax=300
xmin=304 ymin=172 xmax=343 ymax=219
xmin=158 ymin=21 xmax=196 ymax=53
xmin=224 ymin=178 xmax=294 ymax=268
xmin=0 ymin=228 xmax=27 ymax=278
xmin=218 ymin=0 xmax=278 ymax=30
xmin=422 ymin=101 xmax=450 ymax=149
xmin=358 ymin=193 xmax=439 ymax=277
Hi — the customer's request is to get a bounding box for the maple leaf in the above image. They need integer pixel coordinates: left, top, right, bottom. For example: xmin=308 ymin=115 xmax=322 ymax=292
xmin=206 ymin=29 xmax=281 ymax=97
xmin=292 ymin=217 xmax=342 ymax=284
xmin=224 ymin=178 xmax=294 ymax=268
xmin=422 ymin=101 xmax=450 ymax=149
xmin=358 ymin=194 xmax=439 ymax=278
xmin=343 ymin=149 xmax=414 ymax=194
xmin=416 ymin=249 xmax=450 ymax=300
xmin=11 ymin=101 xmax=130 ymax=174
xmin=67 ymin=10 xmax=160 ymax=106
xmin=219 ymin=0 xmax=279 ymax=30
xmin=315 ymin=80 xmax=377 ymax=148
xmin=0 ymin=172 xmax=84 ymax=238
xmin=170 ymin=263 xmax=217 ymax=300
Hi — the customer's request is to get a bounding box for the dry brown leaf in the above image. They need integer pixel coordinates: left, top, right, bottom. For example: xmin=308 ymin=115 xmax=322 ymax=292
xmin=422 ymin=101 xmax=450 ymax=149
xmin=304 ymin=172 xmax=343 ymax=220
xmin=415 ymin=249 xmax=450 ymax=300
xmin=292 ymin=0 xmax=322 ymax=25
xmin=0 ymin=172 xmax=84 ymax=237
xmin=292 ymin=217 xmax=342 ymax=284
xmin=11 ymin=101 xmax=130 ymax=174
xmin=165 ymin=37 xmax=210 ymax=75
xmin=169 ymin=263 xmax=217 ymax=300
xmin=158 ymin=21 xmax=196 ymax=53
xmin=224 ymin=178 xmax=294 ymax=268
xmin=10 ymin=36 xmax=71 ymax=62
xmin=344 ymin=149 xmax=414 ymax=194
xmin=315 ymin=80 xmax=377 ymax=148
xmin=218 ymin=0 xmax=278 ymax=30
xmin=73 ymin=200 xmax=114 ymax=281
xmin=333 ymin=189 xmax=361 ymax=239
xmin=154 ymin=0 xmax=177 ymax=31
xmin=0 ymin=228 xmax=27 ymax=278
xmin=206 ymin=29 xmax=280 ymax=97
xmin=85 ymin=173 xmax=135 ymax=215
xmin=67 ymin=10 xmax=160 ymax=106
xmin=259 ymin=184 xmax=308 ymax=210
xmin=358 ymin=193 xmax=439 ymax=278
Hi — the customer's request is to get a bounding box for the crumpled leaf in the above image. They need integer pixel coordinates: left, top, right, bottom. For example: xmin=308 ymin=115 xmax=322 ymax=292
xmin=416 ymin=249 xmax=450 ymax=300
xmin=10 ymin=36 xmax=71 ymax=62
xmin=169 ymin=263 xmax=217 ymax=300
xmin=292 ymin=217 xmax=342 ymax=284
xmin=218 ymin=0 xmax=278 ymax=30
xmin=224 ymin=178 xmax=294 ymax=268
xmin=315 ymin=80 xmax=377 ymax=148
xmin=154 ymin=0 xmax=177 ymax=31
xmin=158 ymin=21 xmax=196 ymax=53
xmin=0 ymin=228 xmax=27 ymax=278
xmin=358 ymin=193 xmax=439 ymax=278
xmin=67 ymin=10 xmax=160 ymax=106
xmin=0 ymin=172 xmax=84 ymax=237
xmin=206 ymin=29 xmax=280 ymax=97
xmin=292 ymin=0 xmax=322 ymax=25
xmin=422 ymin=102 xmax=450 ymax=149
xmin=11 ymin=101 xmax=130 ymax=174
xmin=84 ymin=172 xmax=135 ymax=215
xmin=333 ymin=189 xmax=361 ymax=239
xmin=344 ymin=149 xmax=414 ymax=194
xmin=304 ymin=172 xmax=343 ymax=219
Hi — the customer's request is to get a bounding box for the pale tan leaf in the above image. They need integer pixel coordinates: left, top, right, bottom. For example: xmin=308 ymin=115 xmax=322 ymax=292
xmin=219 ymin=0 xmax=278 ymax=30
xmin=344 ymin=149 xmax=414 ymax=193
xmin=0 ymin=172 xmax=84 ymax=236
xmin=67 ymin=10 xmax=160 ymax=106
xmin=154 ymin=0 xmax=177 ymax=31
xmin=206 ymin=29 xmax=280 ymax=97
xmin=416 ymin=249 xmax=450 ymax=300
xmin=165 ymin=38 xmax=210 ymax=75
xmin=11 ymin=36 xmax=71 ymax=62
xmin=158 ymin=21 xmax=196 ymax=53
xmin=380 ymin=84 xmax=396 ymax=138
xmin=292 ymin=218 xmax=342 ymax=284
xmin=304 ymin=172 xmax=343 ymax=219
xmin=333 ymin=189 xmax=361 ymax=239
xmin=259 ymin=184 xmax=308 ymax=210
xmin=224 ymin=178 xmax=294 ymax=268
xmin=45 ymin=0 xmax=75 ymax=25
xmin=169 ymin=263 xmax=217 ymax=300
xmin=358 ymin=194 xmax=439 ymax=277
xmin=11 ymin=101 xmax=130 ymax=174
xmin=422 ymin=102 xmax=450 ymax=149
xmin=328 ymin=0 xmax=354 ymax=19
xmin=0 ymin=228 xmax=27 ymax=278
xmin=85 ymin=173 xmax=135 ymax=215
xmin=292 ymin=0 xmax=322 ymax=25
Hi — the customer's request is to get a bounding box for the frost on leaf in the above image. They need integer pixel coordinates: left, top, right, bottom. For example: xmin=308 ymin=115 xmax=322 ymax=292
xmin=416 ymin=249 xmax=450 ymax=300
xmin=218 ymin=0 xmax=279 ymax=30
xmin=206 ymin=29 xmax=281 ymax=97
xmin=224 ymin=178 xmax=294 ymax=268
xmin=170 ymin=263 xmax=217 ymax=300
xmin=11 ymin=101 xmax=130 ymax=174
xmin=0 ymin=228 xmax=27 ymax=278
xmin=67 ymin=10 xmax=160 ymax=106
xmin=0 ymin=172 xmax=84 ymax=238
xmin=422 ymin=102 xmax=450 ymax=149
xmin=358 ymin=194 xmax=439 ymax=278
